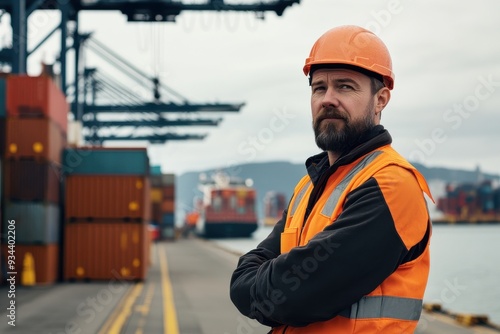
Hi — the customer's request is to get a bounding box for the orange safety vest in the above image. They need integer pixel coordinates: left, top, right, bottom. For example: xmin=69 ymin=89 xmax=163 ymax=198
xmin=274 ymin=145 xmax=432 ymax=334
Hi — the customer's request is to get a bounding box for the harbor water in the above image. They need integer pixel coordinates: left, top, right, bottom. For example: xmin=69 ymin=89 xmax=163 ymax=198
xmin=213 ymin=224 xmax=500 ymax=325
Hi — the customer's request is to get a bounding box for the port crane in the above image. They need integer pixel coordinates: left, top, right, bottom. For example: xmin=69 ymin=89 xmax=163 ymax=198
xmin=0 ymin=0 xmax=300 ymax=143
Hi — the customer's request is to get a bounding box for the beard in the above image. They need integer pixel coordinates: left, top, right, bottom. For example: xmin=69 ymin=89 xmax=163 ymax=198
xmin=313 ymin=100 xmax=376 ymax=155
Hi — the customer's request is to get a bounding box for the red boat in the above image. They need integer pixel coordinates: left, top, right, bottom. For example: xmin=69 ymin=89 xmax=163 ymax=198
xmin=196 ymin=172 xmax=258 ymax=238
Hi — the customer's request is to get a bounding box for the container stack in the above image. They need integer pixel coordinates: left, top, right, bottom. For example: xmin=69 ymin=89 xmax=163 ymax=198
xmin=1 ymin=75 xmax=68 ymax=285
xmin=0 ymin=75 xmax=6 ymax=280
xmin=0 ymin=76 xmax=6 ymax=155
xmin=149 ymin=166 xmax=162 ymax=241
xmin=62 ymin=147 xmax=151 ymax=281
xmin=150 ymin=171 xmax=176 ymax=240
xmin=437 ymin=180 xmax=500 ymax=223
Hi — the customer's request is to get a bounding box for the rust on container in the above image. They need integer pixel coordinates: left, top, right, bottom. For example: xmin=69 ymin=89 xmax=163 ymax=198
xmin=63 ymin=222 xmax=148 ymax=281
xmin=65 ymin=175 xmax=151 ymax=221
xmin=5 ymin=118 xmax=66 ymax=163
xmin=1 ymin=244 xmax=59 ymax=285
xmin=3 ymin=159 xmax=61 ymax=203
xmin=6 ymin=75 xmax=68 ymax=133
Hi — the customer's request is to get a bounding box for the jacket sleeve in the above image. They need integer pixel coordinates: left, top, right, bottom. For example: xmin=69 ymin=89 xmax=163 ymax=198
xmin=230 ymin=166 xmax=429 ymax=327
xmin=230 ymin=208 xmax=287 ymax=327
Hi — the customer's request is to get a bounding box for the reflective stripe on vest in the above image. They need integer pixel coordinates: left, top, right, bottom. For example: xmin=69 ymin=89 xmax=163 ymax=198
xmin=321 ymin=151 xmax=383 ymax=216
xmin=339 ymin=295 xmax=423 ymax=321
xmin=289 ymin=180 xmax=312 ymax=217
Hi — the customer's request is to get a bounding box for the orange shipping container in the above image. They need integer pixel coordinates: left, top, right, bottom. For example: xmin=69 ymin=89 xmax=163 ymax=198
xmin=65 ymin=175 xmax=151 ymax=221
xmin=6 ymin=118 xmax=66 ymax=163
xmin=1 ymin=244 xmax=59 ymax=285
xmin=161 ymin=199 xmax=175 ymax=213
xmin=64 ymin=222 xmax=148 ymax=281
xmin=6 ymin=75 xmax=68 ymax=134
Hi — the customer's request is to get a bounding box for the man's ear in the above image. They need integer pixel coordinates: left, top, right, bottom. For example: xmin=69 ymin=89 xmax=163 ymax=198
xmin=375 ymin=87 xmax=391 ymax=114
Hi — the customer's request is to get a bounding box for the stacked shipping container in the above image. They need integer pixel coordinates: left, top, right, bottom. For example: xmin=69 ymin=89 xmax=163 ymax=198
xmin=0 ymin=76 xmax=5 ymax=282
xmin=436 ymin=180 xmax=500 ymax=223
xmin=0 ymin=75 xmax=68 ymax=285
xmin=63 ymin=148 xmax=151 ymax=281
xmin=150 ymin=170 xmax=176 ymax=240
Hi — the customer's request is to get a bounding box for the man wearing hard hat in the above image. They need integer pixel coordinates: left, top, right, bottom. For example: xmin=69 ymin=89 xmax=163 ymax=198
xmin=230 ymin=25 xmax=433 ymax=333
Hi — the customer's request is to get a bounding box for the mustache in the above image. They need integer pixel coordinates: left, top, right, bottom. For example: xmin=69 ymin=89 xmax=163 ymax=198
xmin=315 ymin=108 xmax=348 ymax=125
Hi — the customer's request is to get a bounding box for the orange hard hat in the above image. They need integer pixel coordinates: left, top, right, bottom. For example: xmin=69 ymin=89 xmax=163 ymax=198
xmin=303 ymin=25 xmax=394 ymax=90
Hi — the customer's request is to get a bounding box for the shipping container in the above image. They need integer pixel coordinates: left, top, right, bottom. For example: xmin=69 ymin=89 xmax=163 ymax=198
xmin=1 ymin=244 xmax=59 ymax=285
xmin=0 ymin=118 xmax=5 ymax=156
xmin=160 ymin=213 xmax=176 ymax=240
xmin=6 ymin=75 xmax=68 ymax=133
xmin=0 ymin=158 xmax=3 ymax=277
xmin=3 ymin=159 xmax=61 ymax=203
xmin=0 ymin=77 xmax=6 ymax=117
xmin=150 ymin=188 xmax=163 ymax=203
xmin=161 ymin=213 xmax=175 ymax=227
xmin=3 ymin=201 xmax=60 ymax=244
xmin=150 ymin=165 xmax=162 ymax=175
xmin=162 ymin=185 xmax=175 ymax=200
xmin=150 ymin=173 xmax=175 ymax=187
xmin=5 ymin=118 xmax=66 ymax=163
xmin=62 ymin=147 xmax=149 ymax=175
xmin=65 ymin=175 xmax=151 ymax=221
xmin=161 ymin=199 xmax=175 ymax=213
xmin=64 ymin=222 xmax=148 ymax=281
xmin=151 ymin=202 xmax=162 ymax=224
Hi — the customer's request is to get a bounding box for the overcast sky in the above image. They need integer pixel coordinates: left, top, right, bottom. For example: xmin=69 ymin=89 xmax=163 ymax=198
xmin=3 ymin=0 xmax=500 ymax=177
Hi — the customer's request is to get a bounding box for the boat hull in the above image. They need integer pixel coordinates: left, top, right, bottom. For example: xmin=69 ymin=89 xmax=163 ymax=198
xmin=202 ymin=221 xmax=258 ymax=238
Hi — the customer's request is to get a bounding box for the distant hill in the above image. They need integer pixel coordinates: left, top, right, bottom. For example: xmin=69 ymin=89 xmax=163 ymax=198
xmin=175 ymin=160 xmax=500 ymax=225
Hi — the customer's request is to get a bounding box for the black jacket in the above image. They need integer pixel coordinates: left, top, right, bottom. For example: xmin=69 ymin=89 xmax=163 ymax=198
xmin=229 ymin=125 xmax=430 ymax=328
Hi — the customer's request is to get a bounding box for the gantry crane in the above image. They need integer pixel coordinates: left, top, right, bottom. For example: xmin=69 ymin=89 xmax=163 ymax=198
xmin=0 ymin=0 xmax=300 ymax=143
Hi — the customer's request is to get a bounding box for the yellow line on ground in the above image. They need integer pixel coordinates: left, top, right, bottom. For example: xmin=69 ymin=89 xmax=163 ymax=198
xmin=133 ymin=282 xmax=155 ymax=334
xmin=135 ymin=282 xmax=155 ymax=315
xmin=105 ymin=282 xmax=144 ymax=334
xmin=158 ymin=243 xmax=180 ymax=334
xmin=98 ymin=284 xmax=134 ymax=334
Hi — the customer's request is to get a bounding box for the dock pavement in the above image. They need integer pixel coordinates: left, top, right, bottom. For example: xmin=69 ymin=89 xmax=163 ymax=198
xmin=0 ymin=238 xmax=499 ymax=333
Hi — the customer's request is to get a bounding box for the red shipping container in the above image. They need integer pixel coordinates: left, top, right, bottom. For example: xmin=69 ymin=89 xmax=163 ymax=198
xmin=5 ymin=118 xmax=66 ymax=163
xmin=6 ymin=75 xmax=68 ymax=134
xmin=65 ymin=175 xmax=151 ymax=221
xmin=162 ymin=185 xmax=175 ymax=200
xmin=3 ymin=159 xmax=61 ymax=203
xmin=1 ymin=244 xmax=59 ymax=285
xmin=64 ymin=222 xmax=148 ymax=281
